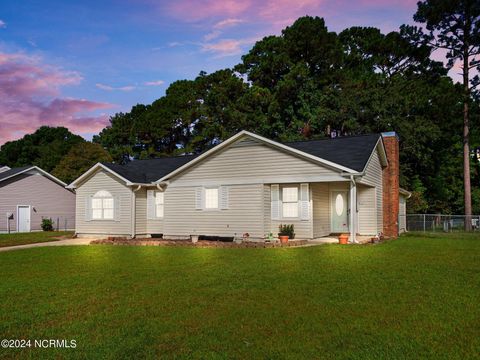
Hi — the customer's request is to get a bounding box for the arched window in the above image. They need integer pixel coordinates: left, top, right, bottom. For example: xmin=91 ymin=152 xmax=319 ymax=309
xmin=92 ymin=190 xmax=114 ymax=220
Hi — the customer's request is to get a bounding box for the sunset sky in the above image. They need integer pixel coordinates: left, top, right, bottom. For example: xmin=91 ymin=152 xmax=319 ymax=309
xmin=0 ymin=0 xmax=422 ymax=145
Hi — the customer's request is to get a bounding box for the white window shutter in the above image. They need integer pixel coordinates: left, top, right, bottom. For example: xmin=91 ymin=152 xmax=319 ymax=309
xmin=156 ymin=192 xmax=164 ymax=218
xmin=300 ymin=183 xmax=310 ymax=220
xmin=271 ymin=184 xmax=280 ymax=220
xmin=113 ymin=195 xmax=120 ymax=222
xmin=85 ymin=195 xmax=92 ymax=221
xmin=195 ymin=187 xmax=204 ymax=210
xmin=147 ymin=190 xmax=155 ymax=219
xmin=220 ymin=186 xmax=229 ymax=209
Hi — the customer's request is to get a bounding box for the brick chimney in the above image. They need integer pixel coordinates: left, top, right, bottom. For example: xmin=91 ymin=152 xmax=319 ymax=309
xmin=382 ymin=132 xmax=399 ymax=238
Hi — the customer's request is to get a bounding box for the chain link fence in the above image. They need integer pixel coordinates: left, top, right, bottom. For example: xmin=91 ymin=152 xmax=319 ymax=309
xmin=40 ymin=215 xmax=74 ymax=232
xmin=401 ymin=214 xmax=480 ymax=232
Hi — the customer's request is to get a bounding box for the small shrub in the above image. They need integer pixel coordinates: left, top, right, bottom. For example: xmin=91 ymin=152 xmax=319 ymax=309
xmin=41 ymin=218 xmax=54 ymax=232
xmin=278 ymin=224 xmax=295 ymax=239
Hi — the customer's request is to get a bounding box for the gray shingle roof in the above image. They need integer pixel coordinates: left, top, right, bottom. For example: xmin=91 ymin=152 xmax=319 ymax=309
xmin=101 ymin=133 xmax=381 ymax=183
xmin=102 ymin=155 xmax=198 ymax=183
xmin=284 ymin=133 xmax=381 ymax=172
xmin=0 ymin=166 xmax=33 ymax=183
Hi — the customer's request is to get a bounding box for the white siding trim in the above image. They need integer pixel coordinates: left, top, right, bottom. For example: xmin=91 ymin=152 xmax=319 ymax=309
xmin=300 ymin=183 xmax=310 ymax=220
xmin=220 ymin=186 xmax=229 ymax=209
xmin=114 ymin=195 xmax=120 ymax=222
xmin=85 ymin=196 xmax=92 ymax=221
xmin=271 ymin=184 xmax=280 ymax=220
xmin=195 ymin=187 xmax=204 ymax=210
xmin=147 ymin=190 xmax=155 ymax=219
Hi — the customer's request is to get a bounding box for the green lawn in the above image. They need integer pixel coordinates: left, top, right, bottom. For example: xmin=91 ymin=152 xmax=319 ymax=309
xmin=0 ymin=231 xmax=74 ymax=248
xmin=0 ymin=233 xmax=479 ymax=359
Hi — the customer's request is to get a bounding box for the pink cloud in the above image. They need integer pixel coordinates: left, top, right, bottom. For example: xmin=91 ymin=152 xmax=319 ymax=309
xmin=213 ymin=18 xmax=245 ymax=29
xmin=201 ymin=37 xmax=257 ymax=57
xmin=0 ymin=52 xmax=114 ymax=145
xmin=144 ymin=80 xmax=165 ymax=86
xmin=96 ymin=83 xmax=136 ymax=91
xmin=167 ymin=0 xmax=328 ymax=28
xmin=168 ymin=0 xmax=253 ymax=22
xmin=356 ymin=0 xmax=417 ymax=8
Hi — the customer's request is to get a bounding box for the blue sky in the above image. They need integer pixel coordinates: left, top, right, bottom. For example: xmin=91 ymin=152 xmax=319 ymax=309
xmin=0 ymin=0 xmax=419 ymax=144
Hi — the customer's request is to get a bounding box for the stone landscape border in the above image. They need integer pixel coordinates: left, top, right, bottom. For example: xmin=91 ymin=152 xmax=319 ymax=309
xmin=90 ymin=238 xmax=310 ymax=248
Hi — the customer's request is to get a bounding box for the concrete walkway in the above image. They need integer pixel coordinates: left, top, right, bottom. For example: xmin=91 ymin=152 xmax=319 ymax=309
xmin=0 ymin=238 xmax=92 ymax=252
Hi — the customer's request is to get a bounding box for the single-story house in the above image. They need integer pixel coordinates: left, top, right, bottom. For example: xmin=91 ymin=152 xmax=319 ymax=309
xmin=68 ymin=131 xmax=409 ymax=242
xmin=0 ymin=166 xmax=76 ymax=233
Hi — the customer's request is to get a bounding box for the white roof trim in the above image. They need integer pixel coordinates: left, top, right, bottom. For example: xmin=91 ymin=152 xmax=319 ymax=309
xmin=66 ymin=163 xmax=145 ymax=189
xmin=0 ymin=166 xmax=68 ymax=187
xmin=155 ymin=131 xmax=357 ymax=183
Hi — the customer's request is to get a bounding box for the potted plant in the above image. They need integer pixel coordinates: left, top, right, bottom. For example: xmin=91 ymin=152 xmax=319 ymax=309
xmin=338 ymin=233 xmax=349 ymax=244
xmin=278 ymin=224 xmax=295 ymax=243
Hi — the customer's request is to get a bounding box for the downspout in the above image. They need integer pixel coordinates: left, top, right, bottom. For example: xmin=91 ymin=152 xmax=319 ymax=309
xmin=131 ymin=185 xmax=141 ymax=238
xmin=349 ymin=175 xmax=357 ymax=244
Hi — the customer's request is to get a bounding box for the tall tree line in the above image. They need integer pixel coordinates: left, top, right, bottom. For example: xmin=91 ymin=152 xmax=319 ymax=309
xmin=92 ymin=15 xmax=479 ymax=214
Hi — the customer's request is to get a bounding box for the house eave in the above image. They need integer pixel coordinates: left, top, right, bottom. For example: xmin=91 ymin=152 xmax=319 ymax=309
xmin=67 ymin=163 xmax=134 ymax=189
xmin=0 ymin=166 xmax=68 ymax=188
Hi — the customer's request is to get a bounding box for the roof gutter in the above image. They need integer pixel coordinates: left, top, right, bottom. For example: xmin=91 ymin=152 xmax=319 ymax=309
xmin=399 ymin=188 xmax=412 ymax=199
xmin=341 ymin=171 xmax=364 ymax=177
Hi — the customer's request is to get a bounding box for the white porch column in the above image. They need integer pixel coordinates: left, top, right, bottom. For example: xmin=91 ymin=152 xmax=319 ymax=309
xmin=349 ymin=177 xmax=357 ymax=243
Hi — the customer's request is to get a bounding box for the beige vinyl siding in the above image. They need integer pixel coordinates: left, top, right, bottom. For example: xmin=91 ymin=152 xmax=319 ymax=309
xmin=135 ymin=188 xmax=147 ymax=236
xmin=0 ymin=173 xmax=75 ymax=232
xmin=263 ymin=184 xmax=313 ymax=239
xmin=75 ymin=170 xmax=132 ymax=236
xmin=312 ymin=183 xmax=330 ymax=237
xmin=399 ymin=195 xmax=407 ymax=233
xmin=357 ymin=185 xmax=377 ymax=235
xmin=171 ymin=141 xmax=341 ymax=185
xmin=164 ymin=184 xmax=264 ymax=239
xmin=359 ymin=148 xmax=383 ymax=233
xmin=167 ymin=139 xmax=342 ymax=240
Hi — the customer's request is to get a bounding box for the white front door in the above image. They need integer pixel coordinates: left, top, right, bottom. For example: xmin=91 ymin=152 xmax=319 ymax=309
xmin=331 ymin=191 xmax=349 ymax=233
xmin=17 ymin=206 xmax=31 ymax=232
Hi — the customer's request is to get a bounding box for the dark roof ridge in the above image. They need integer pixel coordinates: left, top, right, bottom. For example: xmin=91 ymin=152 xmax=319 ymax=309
xmin=110 ymin=153 xmax=197 ymax=164
xmin=284 ymin=133 xmax=380 ymax=144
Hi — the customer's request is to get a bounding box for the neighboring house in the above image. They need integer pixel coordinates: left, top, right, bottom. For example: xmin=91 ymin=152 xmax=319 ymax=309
xmin=68 ymin=131 xmax=409 ymax=242
xmin=0 ymin=166 xmax=75 ymax=233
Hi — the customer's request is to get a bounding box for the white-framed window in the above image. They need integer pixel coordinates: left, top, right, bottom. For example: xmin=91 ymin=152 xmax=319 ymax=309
xmin=282 ymin=186 xmax=299 ymax=218
xmin=155 ymin=192 xmax=164 ymax=218
xmin=271 ymin=184 xmax=309 ymax=221
xmin=205 ymin=188 xmax=219 ymax=209
xmin=92 ymin=190 xmax=114 ymax=220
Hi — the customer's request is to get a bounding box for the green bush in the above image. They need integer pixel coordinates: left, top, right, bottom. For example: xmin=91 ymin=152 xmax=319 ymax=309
xmin=278 ymin=224 xmax=295 ymax=239
xmin=41 ymin=218 xmax=54 ymax=232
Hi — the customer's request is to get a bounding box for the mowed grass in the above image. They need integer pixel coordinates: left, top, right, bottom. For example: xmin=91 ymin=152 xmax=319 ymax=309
xmin=0 ymin=233 xmax=479 ymax=359
xmin=0 ymin=231 xmax=74 ymax=248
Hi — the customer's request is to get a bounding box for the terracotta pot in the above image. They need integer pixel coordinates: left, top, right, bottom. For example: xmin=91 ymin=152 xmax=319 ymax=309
xmin=338 ymin=234 xmax=349 ymax=244
xmin=279 ymin=235 xmax=289 ymax=243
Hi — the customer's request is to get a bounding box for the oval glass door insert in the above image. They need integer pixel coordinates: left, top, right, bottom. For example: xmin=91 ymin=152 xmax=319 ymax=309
xmin=335 ymin=194 xmax=344 ymax=216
